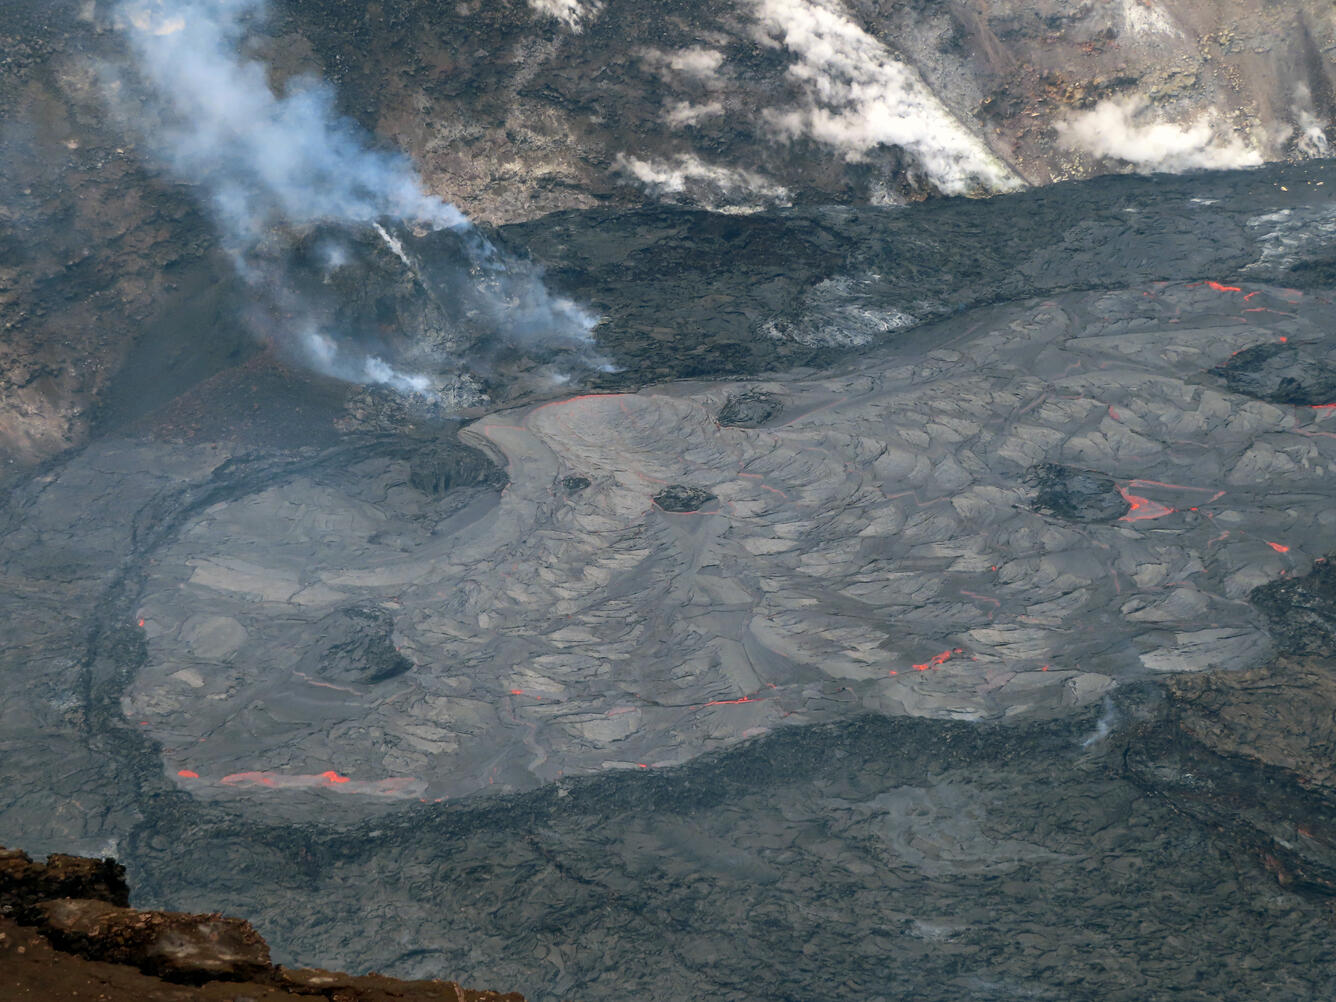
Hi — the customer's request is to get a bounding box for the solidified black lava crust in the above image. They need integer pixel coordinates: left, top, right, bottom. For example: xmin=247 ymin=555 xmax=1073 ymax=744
xmin=1251 ymin=556 xmax=1336 ymax=657
xmin=1025 ymin=463 xmax=1130 ymax=523
xmin=1212 ymin=342 xmax=1336 ymax=406
xmin=652 ymin=485 xmax=717 ymax=512
xmin=718 ymin=391 xmax=783 ymax=428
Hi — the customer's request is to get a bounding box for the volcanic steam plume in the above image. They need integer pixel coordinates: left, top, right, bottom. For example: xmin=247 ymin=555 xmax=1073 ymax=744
xmin=110 ymin=0 xmax=602 ymax=402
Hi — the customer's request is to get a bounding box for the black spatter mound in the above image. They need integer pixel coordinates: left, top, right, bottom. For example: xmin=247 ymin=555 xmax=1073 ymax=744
xmin=1212 ymin=342 xmax=1336 ymax=406
xmin=1026 ymin=463 xmax=1130 ymax=523
xmin=1251 ymin=556 xmax=1336 ymax=657
xmin=562 ymin=475 xmax=591 ymax=492
xmin=718 ymin=391 xmax=783 ymax=428
xmin=409 ymin=442 xmax=509 ymax=496
xmin=300 ymin=605 xmax=413 ymax=685
xmin=652 ymin=485 xmax=717 ymax=513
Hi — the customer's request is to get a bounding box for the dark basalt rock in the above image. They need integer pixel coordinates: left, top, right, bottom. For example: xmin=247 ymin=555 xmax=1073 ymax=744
xmin=718 ymin=390 xmax=783 ymax=428
xmin=1251 ymin=556 xmax=1336 ymax=657
xmin=561 ymin=475 xmax=591 ymax=492
xmin=409 ymin=442 xmax=508 ymax=496
xmin=1025 ymin=463 xmax=1130 ymax=523
xmin=1124 ymin=703 xmax=1336 ymax=899
xmin=652 ymin=484 xmax=717 ymax=513
xmin=1212 ymin=342 xmax=1336 ymax=406
xmin=300 ymin=605 xmax=412 ymax=685
xmin=1286 ymin=253 xmax=1336 ymax=288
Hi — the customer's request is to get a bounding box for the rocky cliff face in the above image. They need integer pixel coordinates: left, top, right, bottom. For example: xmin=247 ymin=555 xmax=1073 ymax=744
xmin=282 ymin=0 xmax=1336 ymax=217
xmin=4 ymin=0 xmax=1336 ymax=471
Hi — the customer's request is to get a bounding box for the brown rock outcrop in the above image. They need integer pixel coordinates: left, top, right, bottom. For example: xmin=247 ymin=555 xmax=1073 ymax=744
xmin=0 ymin=846 xmax=523 ymax=1002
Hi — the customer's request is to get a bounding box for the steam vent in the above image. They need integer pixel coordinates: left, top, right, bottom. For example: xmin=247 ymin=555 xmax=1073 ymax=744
xmin=5 ymin=1 xmax=1336 ymax=999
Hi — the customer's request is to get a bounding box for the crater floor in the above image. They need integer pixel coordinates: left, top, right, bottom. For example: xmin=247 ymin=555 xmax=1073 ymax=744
xmin=38 ymin=280 xmax=1335 ymax=810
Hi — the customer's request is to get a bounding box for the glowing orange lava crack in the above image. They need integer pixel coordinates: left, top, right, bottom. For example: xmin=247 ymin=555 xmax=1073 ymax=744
xmin=910 ymin=648 xmax=966 ymax=672
xmin=1118 ymin=485 xmax=1174 ymax=521
xmin=172 ymin=769 xmax=428 ymax=796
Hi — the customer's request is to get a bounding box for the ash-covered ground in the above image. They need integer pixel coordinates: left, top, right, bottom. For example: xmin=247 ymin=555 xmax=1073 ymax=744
xmin=4 ymin=164 xmax=1336 ymax=1000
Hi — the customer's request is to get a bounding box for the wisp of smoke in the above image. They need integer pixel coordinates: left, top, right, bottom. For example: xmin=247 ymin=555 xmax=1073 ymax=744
xmin=1080 ymin=695 xmax=1119 ymax=749
xmin=111 ymin=0 xmax=600 ymax=399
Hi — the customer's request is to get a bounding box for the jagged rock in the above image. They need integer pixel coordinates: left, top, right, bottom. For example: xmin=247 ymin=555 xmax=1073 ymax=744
xmin=1251 ymin=555 xmax=1336 ymax=656
xmin=1126 ymin=656 xmax=1336 ymax=897
xmin=718 ymin=390 xmax=782 ymax=427
xmin=561 ymin=475 xmax=591 ymax=492
xmin=410 ymin=442 xmax=508 ymax=496
xmin=0 ymin=848 xmax=129 ymax=917
xmin=0 ymin=846 xmax=526 ymax=1000
xmin=299 ymin=605 xmax=413 ymax=685
xmin=1025 ymin=463 xmax=1130 ymax=523
xmin=38 ymin=898 xmax=271 ymax=983
xmin=652 ymin=484 xmax=717 ymax=512
xmin=1212 ymin=342 xmax=1336 ymax=406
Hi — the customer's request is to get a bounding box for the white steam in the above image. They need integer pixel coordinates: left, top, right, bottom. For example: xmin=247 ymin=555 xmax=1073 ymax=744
xmin=299 ymin=329 xmax=430 ymax=396
xmin=665 ymin=47 xmax=726 ymax=80
xmin=1120 ymin=0 xmax=1180 ymax=38
xmin=372 ymin=222 xmax=414 ymax=270
xmin=120 ymin=0 xmax=465 ymax=244
xmin=753 ymin=0 xmax=1022 ymax=195
xmin=638 ymin=48 xmax=728 ymax=130
xmin=639 ymin=46 xmax=727 ymax=85
xmin=528 ymin=0 xmax=602 ymax=33
xmin=664 ymin=100 xmax=726 ymax=127
xmin=1291 ymin=85 xmax=1330 ymax=158
xmin=113 ymin=0 xmax=599 ymax=399
xmin=1056 ymin=96 xmax=1263 ymax=173
xmin=616 ymin=153 xmax=791 ymax=212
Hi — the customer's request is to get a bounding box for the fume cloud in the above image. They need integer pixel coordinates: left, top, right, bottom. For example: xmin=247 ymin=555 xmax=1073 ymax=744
xmin=120 ymin=0 xmax=465 ymax=246
xmin=663 ymin=100 xmax=726 ymax=127
xmin=638 ymin=46 xmax=727 ymax=82
xmin=616 ymin=153 xmax=791 ymax=212
xmin=1056 ymin=97 xmax=1263 ymax=173
xmin=753 ymin=0 xmax=1022 ymax=196
xmin=528 ymin=0 xmax=602 ymax=33
xmin=1120 ymin=0 xmax=1180 ymax=38
xmin=111 ymin=0 xmax=599 ymax=399
xmin=1291 ymin=84 xmax=1331 ymax=158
